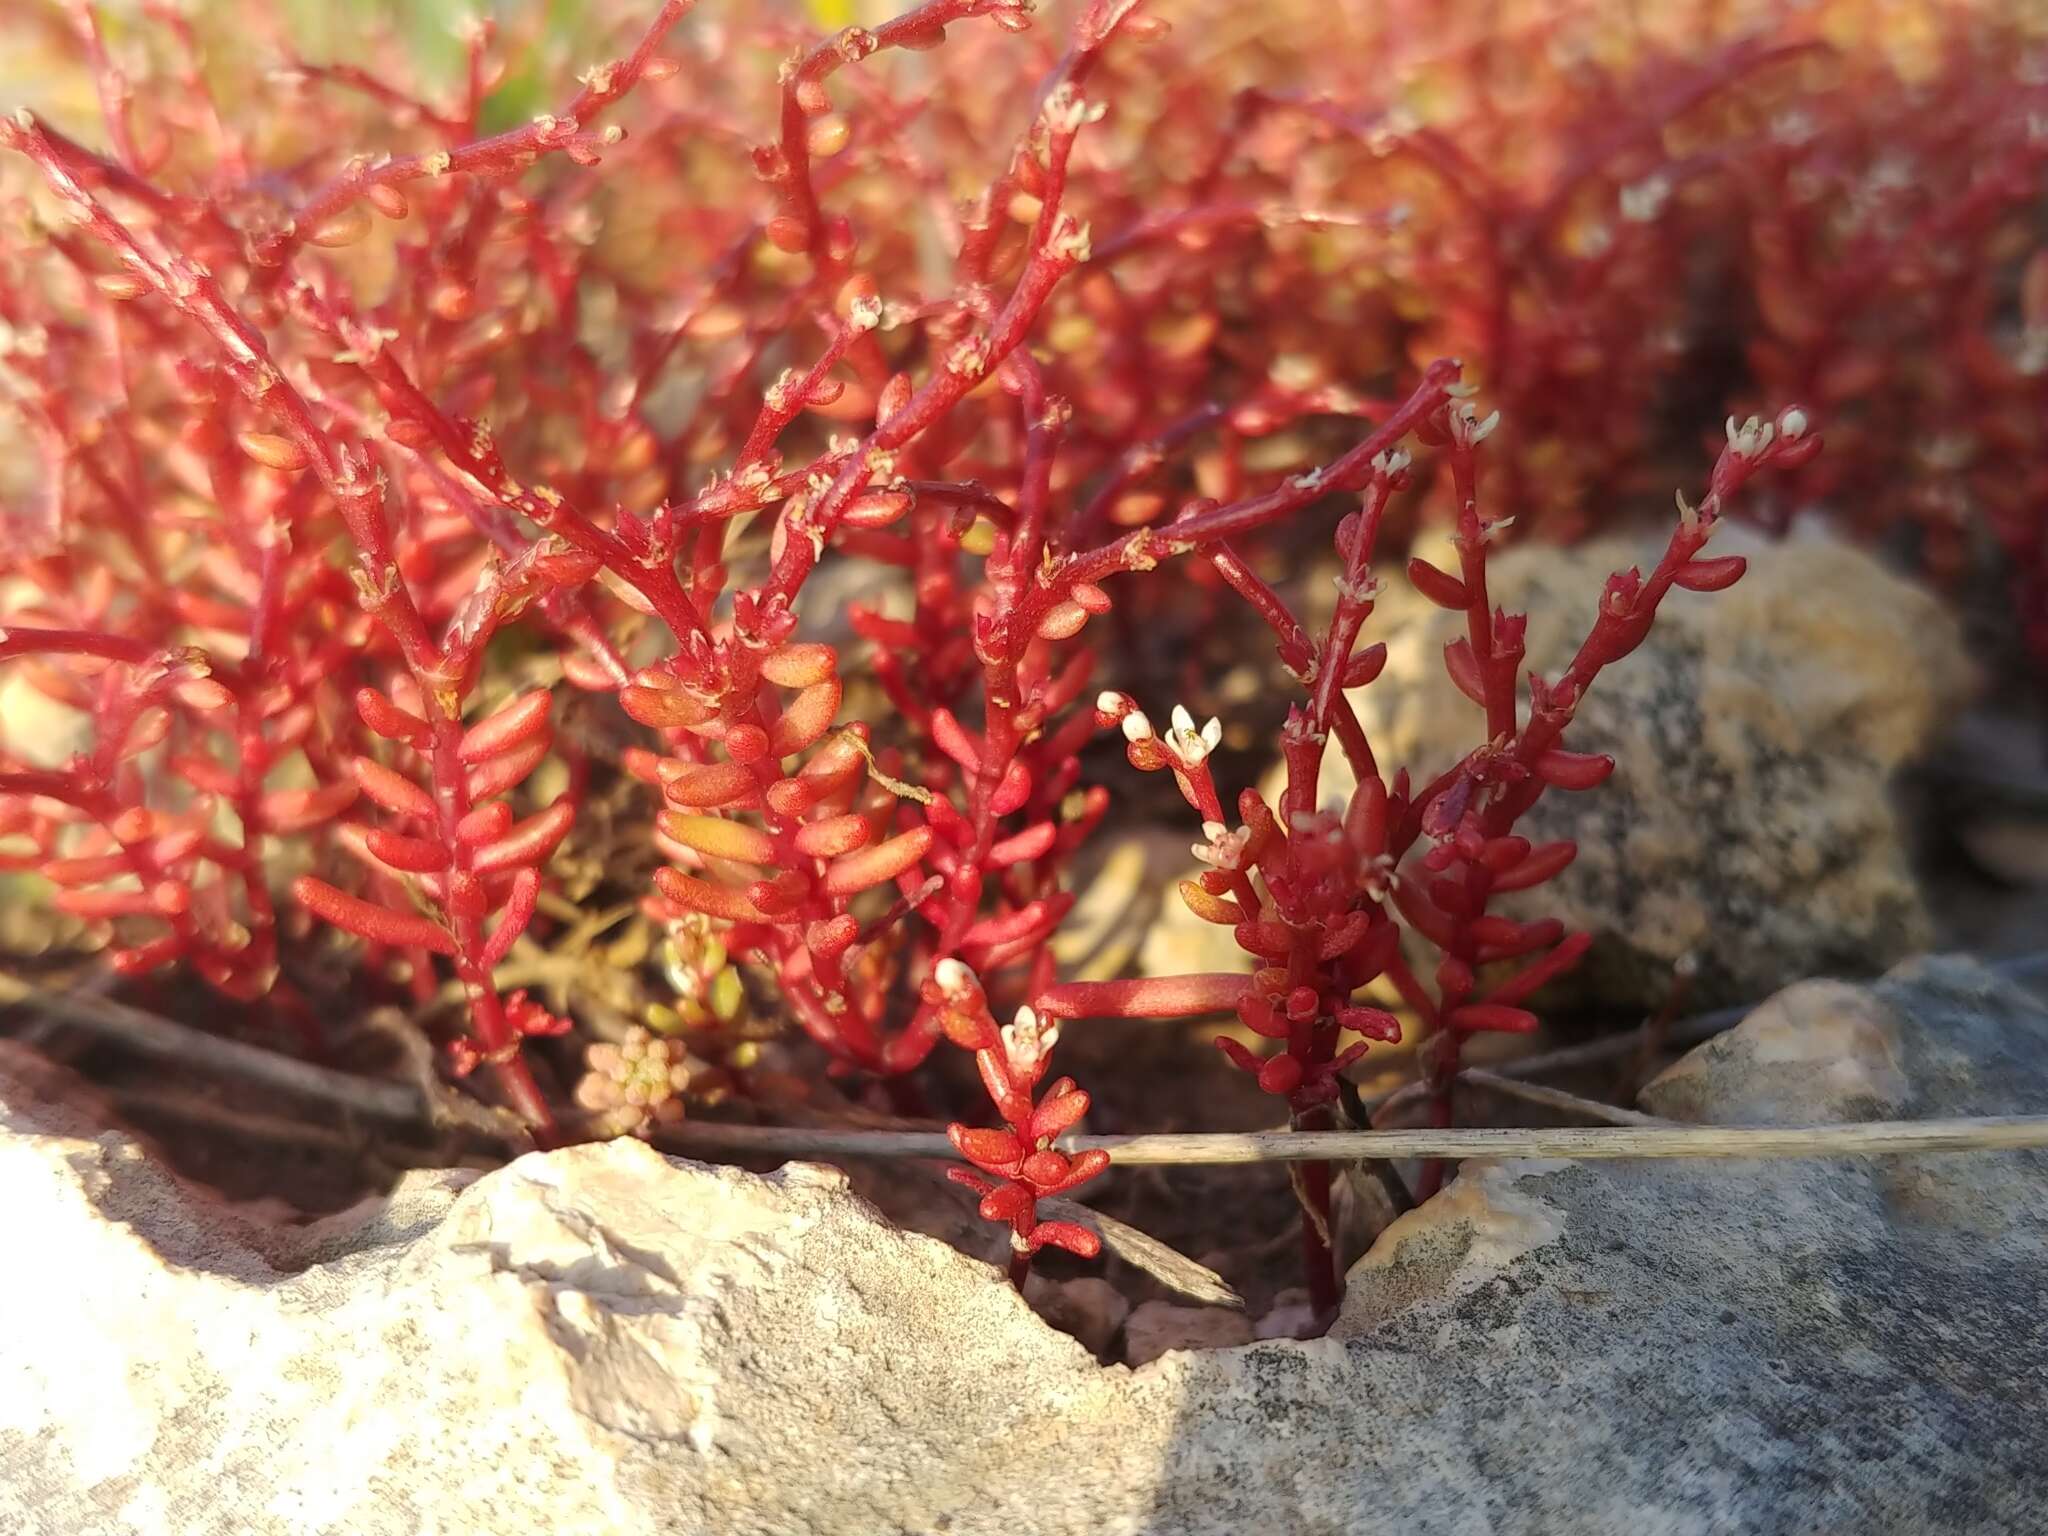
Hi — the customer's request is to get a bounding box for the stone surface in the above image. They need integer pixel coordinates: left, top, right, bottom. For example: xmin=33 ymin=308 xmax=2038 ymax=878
xmin=1026 ymin=1275 xmax=1133 ymax=1361
xmin=4 ymin=955 xmax=2046 ymax=1534
xmin=1316 ymin=525 xmax=1972 ymax=1009
xmin=1123 ymin=1299 xmax=1256 ymax=1366
xmin=1055 ymin=826 xmax=1215 ymax=983
xmin=1252 ymin=1286 xmax=1319 ymax=1340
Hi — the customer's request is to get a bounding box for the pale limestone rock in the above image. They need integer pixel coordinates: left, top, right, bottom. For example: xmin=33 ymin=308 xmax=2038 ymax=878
xmin=4 ymin=956 xmax=2045 ymax=1534
xmin=1054 ymin=827 xmax=1211 ymax=982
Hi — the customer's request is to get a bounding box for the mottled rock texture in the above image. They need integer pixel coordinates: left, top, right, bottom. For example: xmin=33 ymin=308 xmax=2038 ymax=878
xmin=3 ymin=956 xmax=2042 ymax=1535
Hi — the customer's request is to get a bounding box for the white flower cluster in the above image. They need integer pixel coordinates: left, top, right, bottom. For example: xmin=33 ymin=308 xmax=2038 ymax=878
xmin=1107 ymin=696 xmax=1220 ymax=769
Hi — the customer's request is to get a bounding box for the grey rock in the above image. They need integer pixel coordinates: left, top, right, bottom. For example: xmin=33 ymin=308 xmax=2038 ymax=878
xmin=3 ymin=955 xmax=2044 ymax=1534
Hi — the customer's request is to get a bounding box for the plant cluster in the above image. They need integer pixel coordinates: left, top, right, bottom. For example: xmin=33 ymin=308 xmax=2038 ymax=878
xmin=0 ymin=0 xmax=2018 ymax=1306
xmin=1049 ymin=405 xmax=1815 ymax=1307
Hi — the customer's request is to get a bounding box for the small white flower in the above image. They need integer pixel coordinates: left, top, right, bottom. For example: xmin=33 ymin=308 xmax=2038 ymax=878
xmin=1618 ymin=173 xmax=1671 ymax=223
xmin=1333 ymin=571 xmax=1380 ymax=605
xmin=1370 ymin=448 xmax=1411 ymax=478
xmin=1281 ymin=712 xmax=1328 ymax=747
xmin=1191 ymin=821 xmax=1251 ymax=872
xmin=933 ymin=958 xmax=976 ymax=997
xmin=946 ymin=333 xmax=990 ymax=380
xmin=1120 ymin=710 xmax=1154 ymax=743
xmin=1164 ymin=704 xmax=1222 ymax=768
xmin=1777 ymin=407 xmax=1808 ymax=441
xmin=1096 ymin=689 xmax=1126 ymax=714
xmin=846 ymin=294 xmax=883 ymax=333
xmin=1000 ymin=1006 xmax=1059 ymax=1077
xmin=1449 ymin=403 xmax=1500 ymax=449
xmin=1045 ymin=214 xmax=1092 ymax=264
xmin=1724 ymin=414 xmax=1774 ymax=460
xmin=1040 ymin=85 xmax=1089 ymax=136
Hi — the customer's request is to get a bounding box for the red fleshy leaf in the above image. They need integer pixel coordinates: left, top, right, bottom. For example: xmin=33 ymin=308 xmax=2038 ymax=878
xmin=1536 ymin=749 xmax=1614 ymax=791
xmin=1026 ymin=1219 xmax=1101 ymax=1259
xmin=1407 ymin=557 xmax=1469 ymax=610
xmin=1049 ymin=1149 xmax=1110 ymax=1194
xmin=1215 ymin=1035 xmax=1262 ymax=1074
xmin=1237 ymin=992 xmax=1287 ymax=1039
xmin=1257 ymin=1052 xmax=1304 ymax=1096
xmin=1028 ymin=1088 xmax=1091 ymax=1143
xmin=1338 ymin=1005 xmax=1403 ymax=1043
xmin=1020 ymin=1148 xmax=1070 ymax=1188
xmin=1447 ymin=1002 xmax=1541 ymax=1034
xmin=978 ymin=1181 xmax=1034 ymax=1225
xmin=949 ymin=1123 xmax=1025 ymax=1172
